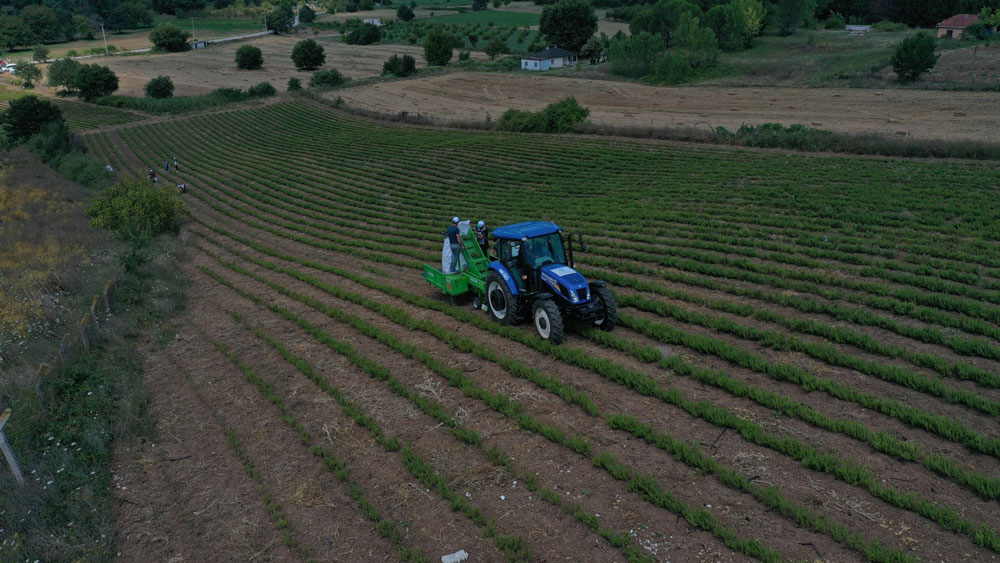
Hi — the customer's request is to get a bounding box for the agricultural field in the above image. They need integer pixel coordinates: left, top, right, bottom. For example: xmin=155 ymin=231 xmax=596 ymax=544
xmin=85 ymin=100 xmax=1000 ymax=561
xmin=0 ymin=86 xmax=143 ymax=129
xmin=334 ymin=72 xmax=1000 ymax=141
xmin=91 ymin=34 xmax=430 ymax=96
xmin=417 ymin=10 xmax=540 ymax=27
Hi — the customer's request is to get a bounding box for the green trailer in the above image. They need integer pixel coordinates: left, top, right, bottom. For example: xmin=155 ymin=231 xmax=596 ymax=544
xmin=423 ymin=228 xmax=489 ymax=306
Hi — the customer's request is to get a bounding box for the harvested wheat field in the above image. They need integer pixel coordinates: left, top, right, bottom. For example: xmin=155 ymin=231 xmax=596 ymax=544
xmin=97 ymin=35 xmax=433 ymax=96
xmin=335 ymin=72 xmax=1000 ymax=141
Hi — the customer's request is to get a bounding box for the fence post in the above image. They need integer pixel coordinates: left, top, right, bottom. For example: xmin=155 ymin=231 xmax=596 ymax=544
xmin=33 ymin=363 xmax=48 ymax=403
xmin=0 ymin=409 xmax=25 ymax=486
xmin=103 ymin=281 xmax=113 ymax=313
xmin=58 ymin=333 xmax=71 ymax=362
xmin=80 ymin=314 xmax=90 ymax=352
xmin=89 ymin=296 xmax=100 ymax=331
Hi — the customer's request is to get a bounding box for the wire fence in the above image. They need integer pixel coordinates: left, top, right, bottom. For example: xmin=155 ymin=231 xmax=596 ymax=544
xmin=0 ymin=264 xmax=127 ymax=485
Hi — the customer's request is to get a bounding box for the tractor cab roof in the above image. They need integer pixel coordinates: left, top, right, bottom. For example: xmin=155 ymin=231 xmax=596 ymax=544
xmin=492 ymin=221 xmax=561 ymax=241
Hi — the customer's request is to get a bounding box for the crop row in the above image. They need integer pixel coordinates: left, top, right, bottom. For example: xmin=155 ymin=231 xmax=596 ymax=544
xmin=187 ymin=221 xmax=1000 ymax=555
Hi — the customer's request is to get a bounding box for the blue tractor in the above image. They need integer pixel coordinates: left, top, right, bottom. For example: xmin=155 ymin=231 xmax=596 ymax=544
xmin=484 ymin=221 xmax=617 ymax=344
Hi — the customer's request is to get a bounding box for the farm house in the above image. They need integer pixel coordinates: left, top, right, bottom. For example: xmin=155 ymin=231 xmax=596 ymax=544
xmin=936 ymin=14 xmax=980 ymax=39
xmin=521 ymin=47 xmax=578 ymax=71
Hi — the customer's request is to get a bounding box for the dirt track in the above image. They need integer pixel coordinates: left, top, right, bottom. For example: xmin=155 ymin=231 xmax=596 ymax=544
xmin=335 ymin=72 xmax=1000 ymax=141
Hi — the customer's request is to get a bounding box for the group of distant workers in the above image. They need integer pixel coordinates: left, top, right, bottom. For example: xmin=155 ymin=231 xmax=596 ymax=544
xmin=446 ymin=216 xmax=489 ymax=274
xmin=145 ymin=156 xmax=186 ymax=193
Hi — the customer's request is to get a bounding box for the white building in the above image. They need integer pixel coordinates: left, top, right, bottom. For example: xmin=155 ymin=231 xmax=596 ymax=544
xmin=363 ymin=17 xmax=382 ymax=26
xmin=521 ymin=47 xmax=578 ymax=71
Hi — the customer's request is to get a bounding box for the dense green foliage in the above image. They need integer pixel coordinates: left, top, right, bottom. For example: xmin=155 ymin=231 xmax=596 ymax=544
xmin=235 ymin=45 xmax=264 ymax=69
xmin=87 ymin=176 xmax=186 ymax=239
xmin=46 ymin=57 xmax=81 ymax=91
xmin=144 ymin=75 xmax=174 ymax=98
xmin=1 ymin=95 xmax=62 ymax=144
xmin=382 ymin=54 xmax=417 ymax=77
xmin=308 ymin=69 xmax=345 ymax=87
xmin=498 ymin=97 xmax=590 ymax=133
xmin=14 ymin=63 xmax=41 ymax=87
xmin=397 ymin=4 xmax=415 ymax=21
xmin=891 ymin=32 xmax=939 ymax=82
xmin=423 ymin=26 xmax=454 ymax=65
xmin=149 ymin=22 xmax=191 ymax=52
xmin=95 ymin=84 xmax=276 ymax=114
xmin=75 ymin=64 xmax=119 ymax=101
xmin=345 ymin=22 xmax=381 ymax=45
xmin=299 ymin=5 xmax=316 ymax=24
xmin=291 ymin=38 xmax=325 ymax=70
xmin=539 ymin=0 xmax=598 ymax=52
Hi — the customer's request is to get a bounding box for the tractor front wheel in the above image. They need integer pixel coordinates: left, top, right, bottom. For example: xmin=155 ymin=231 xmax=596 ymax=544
xmin=592 ymin=287 xmax=617 ymax=331
xmin=487 ymin=271 xmax=516 ymax=325
xmin=532 ymin=299 xmax=564 ymax=345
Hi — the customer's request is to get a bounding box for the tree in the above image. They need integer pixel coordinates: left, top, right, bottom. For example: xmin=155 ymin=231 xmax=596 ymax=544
xmin=19 ymin=5 xmax=61 ymax=43
xmin=267 ymin=0 xmax=295 ymax=32
xmin=2 ymin=95 xmax=62 ymax=143
xmin=579 ymin=36 xmax=602 ymax=63
xmin=628 ymin=0 xmax=699 ymax=44
xmin=382 ymin=54 xmax=416 ymax=76
xmin=299 ymin=5 xmax=317 ymax=23
xmin=32 ymin=45 xmax=49 ymax=61
xmin=74 ymin=64 xmax=119 ymax=101
xmin=423 ymin=26 xmax=453 ymax=65
xmin=292 ymin=39 xmax=325 ymax=70
xmin=47 ymin=57 xmax=81 ymax=90
xmin=152 ymin=0 xmax=207 ymax=15
xmin=70 ymin=15 xmax=94 ymax=40
xmin=16 ymin=63 xmax=41 ymax=88
xmin=609 ymin=31 xmax=665 ymax=78
xmin=149 ymin=22 xmax=190 ymax=52
xmin=235 ymin=45 xmax=264 ymax=69
xmin=107 ymin=2 xmax=155 ymax=32
xmin=539 ymin=0 xmax=597 ymax=52
xmin=287 ymin=77 xmax=302 ymax=90
xmin=673 ymin=13 xmax=718 ymax=67
xmin=0 ymin=16 xmax=34 ymax=51
xmin=471 ymin=0 xmax=487 ymax=10
xmin=485 ymin=36 xmax=509 ymax=59
xmin=397 ymin=4 xmax=415 ymax=21
xmin=890 ymin=32 xmax=938 ymax=82
xmin=776 ymin=0 xmax=815 ymax=36
xmin=145 ymin=75 xmax=174 ymax=98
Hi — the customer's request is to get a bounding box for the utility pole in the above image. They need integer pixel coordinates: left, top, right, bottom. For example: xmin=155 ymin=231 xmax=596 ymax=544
xmin=100 ymin=23 xmax=108 ymax=55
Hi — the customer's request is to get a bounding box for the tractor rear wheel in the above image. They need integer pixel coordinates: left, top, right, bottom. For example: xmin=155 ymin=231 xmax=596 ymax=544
xmin=532 ymin=299 xmax=564 ymax=345
xmin=592 ymin=287 xmax=617 ymax=331
xmin=487 ymin=271 xmax=516 ymax=325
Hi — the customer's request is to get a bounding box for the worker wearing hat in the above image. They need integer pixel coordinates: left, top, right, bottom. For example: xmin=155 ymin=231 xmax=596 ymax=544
xmin=447 ymin=217 xmax=465 ymax=274
xmin=474 ymin=220 xmax=489 ymax=258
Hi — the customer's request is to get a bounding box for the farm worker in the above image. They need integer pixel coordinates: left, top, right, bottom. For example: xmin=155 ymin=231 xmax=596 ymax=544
xmin=474 ymin=220 xmax=489 ymax=257
xmin=148 ymin=169 xmax=157 ymax=183
xmin=447 ymin=217 xmax=465 ymax=274
xmin=164 ymin=159 xmax=170 ymax=173
xmin=173 ymin=156 xmax=179 ymax=171
xmin=177 ymin=183 xmax=187 ymax=194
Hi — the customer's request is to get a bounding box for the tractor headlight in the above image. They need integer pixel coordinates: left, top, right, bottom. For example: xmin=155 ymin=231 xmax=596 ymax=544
xmin=569 ymin=290 xmax=579 ymax=303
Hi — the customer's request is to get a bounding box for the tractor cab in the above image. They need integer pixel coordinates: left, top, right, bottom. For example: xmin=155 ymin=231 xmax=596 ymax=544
xmin=485 ymin=221 xmax=616 ymax=344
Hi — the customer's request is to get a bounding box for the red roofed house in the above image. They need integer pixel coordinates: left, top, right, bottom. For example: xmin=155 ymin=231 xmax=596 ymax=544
xmin=936 ymin=14 xmax=979 ymax=39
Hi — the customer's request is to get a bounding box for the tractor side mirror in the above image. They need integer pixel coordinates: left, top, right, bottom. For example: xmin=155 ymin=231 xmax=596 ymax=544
xmin=576 ymin=233 xmax=587 ymax=252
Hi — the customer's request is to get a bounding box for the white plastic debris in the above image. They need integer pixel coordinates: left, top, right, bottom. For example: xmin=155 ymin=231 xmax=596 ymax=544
xmin=441 ymin=550 xmax=469 ymax=563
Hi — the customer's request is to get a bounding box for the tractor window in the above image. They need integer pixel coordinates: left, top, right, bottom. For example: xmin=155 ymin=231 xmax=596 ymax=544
xmin=522 ymin=234 xmax=566 ymax=269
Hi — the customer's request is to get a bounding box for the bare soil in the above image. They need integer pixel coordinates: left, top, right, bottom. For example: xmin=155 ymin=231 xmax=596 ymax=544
xmin=333 ymin=72 xmax=1000 ymax=141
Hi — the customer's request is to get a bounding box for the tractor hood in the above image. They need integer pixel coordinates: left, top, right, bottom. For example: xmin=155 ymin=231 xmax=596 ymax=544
xmin=539 ymin=264 xmax=590 ymax=304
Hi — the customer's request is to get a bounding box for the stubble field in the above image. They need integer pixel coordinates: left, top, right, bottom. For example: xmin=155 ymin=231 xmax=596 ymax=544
xmin=87 ymin=100 xmax=1000 ymax=562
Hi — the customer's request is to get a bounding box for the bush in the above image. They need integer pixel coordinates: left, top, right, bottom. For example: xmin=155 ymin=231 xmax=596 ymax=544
xmin=424 ymin=26 xmax=453 ymax=65
xmin=292 ymin=39 xmax=326 ymax=70
xmin=458 ymin=49 xmax=471 ymax=60
xmin=15 ymin=63 xmax=41 ymax=88
xmin=485 ymin=36 xmax=509 ymax=59
xmin=74 ymin=64 xmax=119 ymax=101
xmin=397 ymin=4 xmax=415 ymax=21
xmin=891 ymin=32 xmax=938 ymax=82
xmin=235 ymin=45 xmax=264 ymax=69
xmin=246 ymin=81 xmax=276 ymax=96
xmin=823 ymin=14 xmax=846 ymax=30
xmin=144 ymin=75 xmax=174 ymax=98
xmin=653 ymin=52 xmax=693 ymax=84
xmin=382 ymin=54 xmax=417 ymax=76
xmin=964 ymin=22 xmax=989 ymax=41
xmin=346 ymin=23 xmax=381 ymax=44
xmin=1 ymin=95 xmax=63 ymax=144
xmin=609 ymin=32 xmax=664 ymax=79
xmin=872 ymin=20 xmax=907 ymax=32
xmin=498 ymin=97 xmax=589 ymax=133
xmin=87 ymin=176 xmax=186 ymax=240
xmin=309 ymin=69 xmax=345 ymax=87
xmin=149 ymin=22 xmax=190 ymax=52
xmin=287 ymin=77 xmax=302 ymax=91
xmin=32 ymin=45 xmax=49 ymax=61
